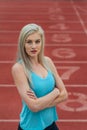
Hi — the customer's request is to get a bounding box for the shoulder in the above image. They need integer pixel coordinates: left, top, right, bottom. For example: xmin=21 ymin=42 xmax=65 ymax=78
xmin=44 ymin=56 xmax=53 ymax=64
xmin=11 ymin=62 xmax=28 ymax=84
xmin=44 ymin=57 xmax=59 ymax=79
xmin=44 ymin=56 xmax=57 ymax=73
xmin=11 ymin=62 xmax=24 ymax=75
xmin=44 ymin=56 xmax=55 ymax=68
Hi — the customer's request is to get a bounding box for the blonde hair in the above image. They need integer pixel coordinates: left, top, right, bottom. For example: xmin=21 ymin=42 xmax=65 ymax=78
xmin=17 ymin=23 xmax=49 ymax=82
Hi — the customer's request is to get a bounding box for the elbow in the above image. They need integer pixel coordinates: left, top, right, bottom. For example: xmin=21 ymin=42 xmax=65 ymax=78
xmin=30 ymin=107 xmax=39 ymax=112
xmin=59 ymin=90 xmax=68 ymax=102
xmin=63 ymin=90 xmax=68 ymax=101
xmin=28 ymin=100 xmax=41 ymax=112
xmin=29 ymin=105 xmax=39 ymax=112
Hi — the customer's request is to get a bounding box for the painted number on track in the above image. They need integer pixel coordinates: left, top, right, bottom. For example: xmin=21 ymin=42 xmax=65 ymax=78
xmin=58 ymin=92 xmax=87 ymax=112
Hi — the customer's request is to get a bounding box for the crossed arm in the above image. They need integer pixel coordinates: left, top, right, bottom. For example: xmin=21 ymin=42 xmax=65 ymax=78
xmin=12 ymin=58 xmax=68 ymax=112
xmin=27 ymin=74 xmax=68 ymax=108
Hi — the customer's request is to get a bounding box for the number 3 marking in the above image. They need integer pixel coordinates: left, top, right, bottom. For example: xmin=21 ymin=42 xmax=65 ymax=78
xmin=58 ymin=92 xmax=87 ymax=112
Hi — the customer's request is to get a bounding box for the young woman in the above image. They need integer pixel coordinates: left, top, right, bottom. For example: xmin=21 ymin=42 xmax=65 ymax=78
xmin=12 ymin=23 xmax=68 ymax=130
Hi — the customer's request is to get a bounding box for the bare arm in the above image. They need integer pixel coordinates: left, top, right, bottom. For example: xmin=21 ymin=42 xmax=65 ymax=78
xmin=12 ymin=63 xmax=60 ymax=112
xmin=45 ymin=57 xmax=68 ymax=107
xmin=47 ymin=88 xmax=67 ymax=107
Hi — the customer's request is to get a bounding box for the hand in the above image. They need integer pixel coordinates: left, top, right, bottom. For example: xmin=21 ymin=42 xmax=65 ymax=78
xmin=54 ymin=88 xmax=60 ymax=96
xmin=27 ymin=89 xmax=37 ymax=100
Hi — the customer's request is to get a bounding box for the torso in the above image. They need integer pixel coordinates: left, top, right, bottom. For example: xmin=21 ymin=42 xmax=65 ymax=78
xmin=31 ymin=64 xmax=48 ymax=79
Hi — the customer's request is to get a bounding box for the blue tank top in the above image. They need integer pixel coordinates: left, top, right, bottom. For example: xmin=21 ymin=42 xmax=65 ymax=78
xmin=20 ymin=70 xmax=58 ymax=130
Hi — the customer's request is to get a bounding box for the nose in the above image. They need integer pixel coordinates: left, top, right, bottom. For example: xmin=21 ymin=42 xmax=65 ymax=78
xmin=32 ymin=42 xmax=36 ymax=48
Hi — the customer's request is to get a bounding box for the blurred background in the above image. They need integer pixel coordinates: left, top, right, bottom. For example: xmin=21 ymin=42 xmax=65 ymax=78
xmin=0 ymin=0 xmax=87 ymax=129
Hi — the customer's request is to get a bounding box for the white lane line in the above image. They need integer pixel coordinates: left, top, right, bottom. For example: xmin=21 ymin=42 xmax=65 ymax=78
xmin=0 ymin=20 xmax=85 ymax=23
xmin=66 ymin=84 xmax=87 ymax=87
xmin=0 ymin=84 xmax=16 ymax=87
xmin=0 ymin=44 xmax=17 ymax=46
xmin=0 ymin=119 xmax=87 ymax=123
xmin=76 ymin=6 xmax=87 ymax=14
xmin=0 ymin=30 xmax=85 ymax=33
xmin=0 ymin=12 xmax=79 ymax=15
xmin=0 ymin=119 xmax=19 ymax=122
xmin=0 ymin=61 xmax=14 ymax=63
xmin=71 ymin=0 xmax=87 ymax=35
xmin=1 ymin=43 xmax=87 ymax=47
xmin=0 ymin=61 xmax=87 ymax=64
xmin=58 ymin=119 xmax=87 ymax=123
xmin=46 ymin=44 xmax=87 ymax=47
xmin=54 ymin=61 xmax=87 ymax=64
xmin=0 ymin=84 xmax=87 ymax=87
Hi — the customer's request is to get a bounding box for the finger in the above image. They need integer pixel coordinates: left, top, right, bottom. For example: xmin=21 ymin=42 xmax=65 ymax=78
xmin=27 ymin=90 xmax=37 ymax=99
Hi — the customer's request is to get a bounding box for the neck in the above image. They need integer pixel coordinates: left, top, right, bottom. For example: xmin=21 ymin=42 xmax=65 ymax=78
xmin=29 ymin=57 xmax=39 ymax=66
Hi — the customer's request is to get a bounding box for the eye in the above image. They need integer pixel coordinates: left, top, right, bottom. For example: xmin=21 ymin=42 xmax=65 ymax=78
xmin=26 ymin=40 xmax=32 ymax=45
xmin=35 ymin=40 xmax=40 ymax=44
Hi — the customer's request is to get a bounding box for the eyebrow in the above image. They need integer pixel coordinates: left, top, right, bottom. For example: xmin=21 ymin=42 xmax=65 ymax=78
xmin=26 ymin=38 xmax=41 ymax=42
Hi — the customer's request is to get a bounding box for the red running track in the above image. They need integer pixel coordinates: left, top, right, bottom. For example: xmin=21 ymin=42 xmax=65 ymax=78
xmin=0 ymin=0 xmax=87 ymax=130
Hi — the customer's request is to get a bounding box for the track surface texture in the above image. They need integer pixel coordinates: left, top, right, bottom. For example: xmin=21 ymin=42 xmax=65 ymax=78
xmin=0 ymin=0 xmax=87 ymax=130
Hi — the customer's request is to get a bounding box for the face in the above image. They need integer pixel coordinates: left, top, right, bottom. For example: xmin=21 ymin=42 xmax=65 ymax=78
xmin=24 ymin=32 xmax=42 ymax=58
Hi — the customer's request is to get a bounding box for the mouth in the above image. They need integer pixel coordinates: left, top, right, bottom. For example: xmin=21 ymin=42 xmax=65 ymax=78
xmin=31 ymin=50 xmax=37 ymax=53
